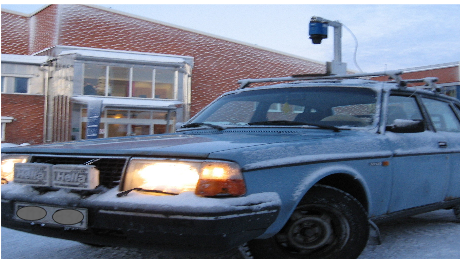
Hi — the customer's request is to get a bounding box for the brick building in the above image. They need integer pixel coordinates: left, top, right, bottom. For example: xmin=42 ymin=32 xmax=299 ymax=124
xmin=2 ymin=4 xmax=326 ymax=144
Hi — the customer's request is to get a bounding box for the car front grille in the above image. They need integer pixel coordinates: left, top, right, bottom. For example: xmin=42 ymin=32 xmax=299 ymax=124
xmin=29 ymin=155 xmax=129 ymax=189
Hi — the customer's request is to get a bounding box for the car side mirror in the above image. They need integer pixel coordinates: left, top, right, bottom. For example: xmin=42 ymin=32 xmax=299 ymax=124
xmin=386 ymin=119 xmax=425 ymax=133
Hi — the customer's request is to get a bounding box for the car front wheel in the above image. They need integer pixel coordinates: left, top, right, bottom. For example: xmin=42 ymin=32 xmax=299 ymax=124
xmin=248 ymin=185 xmax=369 ymax=259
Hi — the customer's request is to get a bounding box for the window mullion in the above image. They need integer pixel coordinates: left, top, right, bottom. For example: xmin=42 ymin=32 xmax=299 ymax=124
xmin=105 ymin=66 xmax=110 ymax=96
xmin=152 ymin=69 xmax=156 ymax=99
xmin=129 ymin=67 xmax=133 ymax=97
xmin=174 ymin=70 xmax=178 ymax=100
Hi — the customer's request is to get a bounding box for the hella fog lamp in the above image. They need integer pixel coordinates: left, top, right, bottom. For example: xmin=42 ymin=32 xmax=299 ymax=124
xmin=1 ymin=155 xmax=29 ymax=184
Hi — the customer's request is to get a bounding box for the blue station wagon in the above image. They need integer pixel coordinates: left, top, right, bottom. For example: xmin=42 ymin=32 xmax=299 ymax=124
xmin=2 ymin=71 xmax=460 ymax=259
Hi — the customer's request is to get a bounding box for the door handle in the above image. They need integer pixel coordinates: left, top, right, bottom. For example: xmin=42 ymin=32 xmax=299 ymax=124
xmin=438 ymin=142 xmax=448 ymax=148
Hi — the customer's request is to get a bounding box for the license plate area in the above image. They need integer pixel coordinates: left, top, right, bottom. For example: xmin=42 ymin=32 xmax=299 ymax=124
xmin=14 ymin=202 xmax=88 ymax=230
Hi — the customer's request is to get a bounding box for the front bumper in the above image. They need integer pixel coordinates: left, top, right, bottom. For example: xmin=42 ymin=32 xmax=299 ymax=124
xmin=1 ymin=184 xmax=280 ymax=253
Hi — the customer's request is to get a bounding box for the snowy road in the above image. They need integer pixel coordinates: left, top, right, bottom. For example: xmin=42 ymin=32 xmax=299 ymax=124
xmin=2 ymin=209 xmax=459 ymax=259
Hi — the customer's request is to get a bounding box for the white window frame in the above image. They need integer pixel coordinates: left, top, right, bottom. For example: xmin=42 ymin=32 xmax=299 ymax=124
xmin=82 ymin=64 xmax=178 ymax=100
xmin=1 ymin=75 xmax=33 ymax=94
xmin=80 ymin=108 xmax=175 ymax=139
xmin=1 ymin=116 xmax=14 ymax=141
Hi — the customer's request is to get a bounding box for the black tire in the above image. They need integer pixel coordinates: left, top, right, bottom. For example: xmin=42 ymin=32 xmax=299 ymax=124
xmin=248 ymin=185 xmax=369 ymax=259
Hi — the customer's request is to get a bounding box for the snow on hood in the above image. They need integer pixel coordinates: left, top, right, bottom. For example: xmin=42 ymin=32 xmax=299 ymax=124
xmin=2 ymin=129 xmax=337 ymax=160
xmin=2 ymin=128 xmax=390 ymax=171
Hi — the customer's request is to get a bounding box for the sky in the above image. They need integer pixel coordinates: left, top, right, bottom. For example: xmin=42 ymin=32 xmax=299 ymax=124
xmin=2 ymin=4 xmax=460 ymax=73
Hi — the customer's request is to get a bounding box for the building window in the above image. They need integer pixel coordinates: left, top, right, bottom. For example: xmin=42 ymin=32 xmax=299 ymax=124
xmin=155 ymin=69 xmax=175 ymax=99
xmin=83 ymin=63 xmax=106 ymax=96
xmin=109 ymin=67 xmax=130 ymax=97
xmin=1 ymin=77 xmax=30 ymax=94
xmin=83 ymin=64 xmax=177 ymax=99
xmin=80 ymin=108 xmax=176 ymax=139
xmin=14 ymin=77 xmax=29 ymax=93
xmin=133 ymin=67 xmax=153 ymax=98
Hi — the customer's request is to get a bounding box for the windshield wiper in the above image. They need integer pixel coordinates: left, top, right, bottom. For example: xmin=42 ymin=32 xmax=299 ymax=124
xmin=248 ymin=120 xmax=340 ymax=132
xmin=181 ymin=122 xmax=225 ymax=131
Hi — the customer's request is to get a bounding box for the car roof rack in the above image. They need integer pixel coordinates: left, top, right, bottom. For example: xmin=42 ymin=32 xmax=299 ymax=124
xmin=237 ymin=70 xmax=439 ymax=91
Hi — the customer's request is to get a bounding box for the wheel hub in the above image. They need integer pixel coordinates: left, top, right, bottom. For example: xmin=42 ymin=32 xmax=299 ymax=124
xmin=287 ymin=215 xmax=333 ymax=250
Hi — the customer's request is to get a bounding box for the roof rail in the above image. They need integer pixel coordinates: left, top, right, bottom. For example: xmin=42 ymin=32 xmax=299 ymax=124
xmin=403 ymin=77 xmax=439 ymax=91
xmin=237 ymin=70 xmax=440 ymax=92
xmin=237 ymin=70 xmax=404 ymax=89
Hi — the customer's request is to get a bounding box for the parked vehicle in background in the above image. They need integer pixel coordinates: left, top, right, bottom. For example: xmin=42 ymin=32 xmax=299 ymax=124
xmin=2 ymin=71 xmax=460 ymax=259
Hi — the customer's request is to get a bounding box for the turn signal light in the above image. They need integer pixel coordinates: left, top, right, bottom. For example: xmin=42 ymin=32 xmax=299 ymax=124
xmin=195 ymin=162 xmax=246 ymax=197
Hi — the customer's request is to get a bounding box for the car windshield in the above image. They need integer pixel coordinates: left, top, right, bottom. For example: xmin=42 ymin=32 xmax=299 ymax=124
xmin=189 ymin=86 xmax=378 ymax=128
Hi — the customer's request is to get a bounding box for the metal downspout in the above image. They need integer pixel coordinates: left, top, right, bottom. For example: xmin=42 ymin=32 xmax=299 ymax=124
xmin=42 ymin=62 xmax=50 ymax=143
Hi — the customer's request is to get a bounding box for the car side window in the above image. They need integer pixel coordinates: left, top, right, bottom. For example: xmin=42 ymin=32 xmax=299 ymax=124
xmin=422 ymin=98 xmax=460 ymax=132
xmin=387 ymin=95 xmax=423 ymax=126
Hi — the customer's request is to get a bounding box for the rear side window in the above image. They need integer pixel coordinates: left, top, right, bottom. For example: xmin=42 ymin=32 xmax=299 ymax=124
xmin=422 ymin=98 xmax=460 ymax=132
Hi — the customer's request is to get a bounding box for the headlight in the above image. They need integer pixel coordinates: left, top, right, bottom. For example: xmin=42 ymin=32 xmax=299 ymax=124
xmin=1 ymin=155 xmax=29 ymax=184
xmin=123 ymin=159 xmax=246 ymax=197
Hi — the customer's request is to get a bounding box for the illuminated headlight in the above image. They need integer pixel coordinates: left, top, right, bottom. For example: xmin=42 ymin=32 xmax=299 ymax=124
xmin=123 ymin=159 xmax=246 ymax=197
xmin=1 ymin=155 xmax=29 ymax=184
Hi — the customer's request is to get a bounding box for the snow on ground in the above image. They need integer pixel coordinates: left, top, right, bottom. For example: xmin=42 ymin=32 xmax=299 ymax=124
xmin=1 ymin=209 xmax=459 ymax=259
xmin=359 ymin=209 xmax=460 ymax=259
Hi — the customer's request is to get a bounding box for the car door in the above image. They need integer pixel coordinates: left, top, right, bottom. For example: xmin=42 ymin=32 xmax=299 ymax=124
xmin=386 ymin=93 xmax=450 ymax=212
xmin=421 ymin=97 xmax=460 ymax=199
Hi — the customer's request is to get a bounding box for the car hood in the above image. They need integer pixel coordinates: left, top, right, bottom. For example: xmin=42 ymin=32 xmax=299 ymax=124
xmin=2 ymin=128 xmax=391 ymax=170
xmin=2 ymin=128 xmax=328 ymax=156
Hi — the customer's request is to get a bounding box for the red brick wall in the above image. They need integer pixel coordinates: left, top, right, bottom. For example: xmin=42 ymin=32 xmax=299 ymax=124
xmin=1 ymin=94 xmax=45 ymax=145
xmin=1 ymin=11 xmax=30 ymax=55
xmin=402 ymin=66 xmax=458 ymax=84
xmin=29 ymin=5 xmax=59 ymax=54
xmin=373 ymin=66 xmax=459 ymax=86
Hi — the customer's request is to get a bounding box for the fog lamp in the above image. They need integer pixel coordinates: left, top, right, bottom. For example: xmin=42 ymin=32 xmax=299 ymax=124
xmin=1 ymin=155 xmax=29 ymax=184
